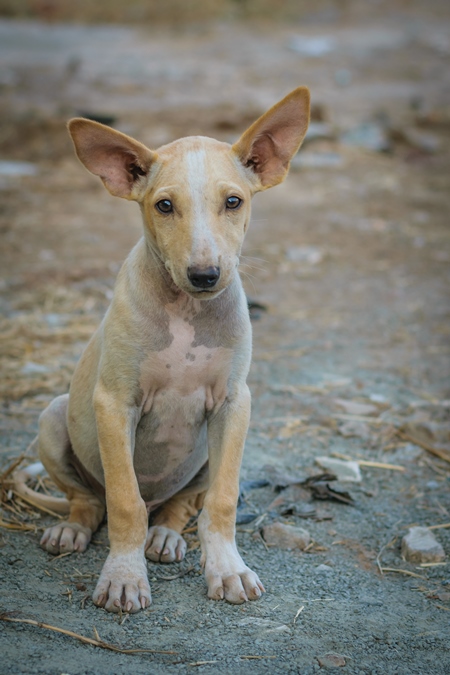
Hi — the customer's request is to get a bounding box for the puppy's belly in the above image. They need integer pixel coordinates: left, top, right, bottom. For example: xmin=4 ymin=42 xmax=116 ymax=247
xmin=133 ymin=389 xmax=208 ymax=509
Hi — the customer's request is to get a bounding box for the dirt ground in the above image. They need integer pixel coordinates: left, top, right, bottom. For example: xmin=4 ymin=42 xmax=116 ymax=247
xmin=1 ymin=3 xmax=450 ymax=674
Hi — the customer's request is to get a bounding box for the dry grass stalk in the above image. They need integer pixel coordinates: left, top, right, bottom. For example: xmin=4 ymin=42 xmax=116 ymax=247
xmin=0 ymin=518 xmax=36 ymax=532
xmin=428 ymin=522 xmax=450 ymax=530
xmin=293 ymin=606 xmax=305 ymax=624
xmin=380 ymin=567 xmax=427 ymax=579
xmin=398 ymin=430 xmax=450 ymax=465
xmin=332 ymin=452 xmax=405 ymax=471
xmin=0 ymin=611 xmax=177 ymax=655
xmin=11 ymin=491 xmax=64 ymax=519
xmin=0 ymin=454 xmax=26 ymax=481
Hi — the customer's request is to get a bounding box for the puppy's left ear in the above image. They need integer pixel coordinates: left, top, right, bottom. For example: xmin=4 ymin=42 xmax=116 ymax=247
xmin=233 ymin=87 xmax=310 ymax=190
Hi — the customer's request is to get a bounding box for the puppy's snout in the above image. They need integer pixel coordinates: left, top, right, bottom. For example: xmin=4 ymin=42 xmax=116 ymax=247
xmin=187 ymin=265 xmax=220 ymax=289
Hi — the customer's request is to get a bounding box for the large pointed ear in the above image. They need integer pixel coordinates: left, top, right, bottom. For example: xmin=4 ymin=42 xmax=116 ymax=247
xmin=67 ymin=118 xmax=156 ymax=199
xmin=232 ymin=87 xmax=310 ymax=190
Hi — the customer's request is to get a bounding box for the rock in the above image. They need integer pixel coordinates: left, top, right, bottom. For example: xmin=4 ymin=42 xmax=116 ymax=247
xmin=339 ymin=420 xmax=370 ymax=439
xmin=401 ymin=527 xmax=445 ymax=564
xmin=315 ymin=564 xmax=333 ymax=574
xmin=262 ymin=522 xmax=310 ymax=550
xmin=315 ymin=457 xmax=362 ymax=483
xmin=334 ymin=398 xmax=378 ymax=416
xmin=340 ymin=122 xmax=390 ymax=153
xmin=317 ymin=653 xmax=346 ymax=668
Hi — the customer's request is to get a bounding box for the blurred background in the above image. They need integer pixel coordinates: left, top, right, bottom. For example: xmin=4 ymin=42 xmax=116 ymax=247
xmin=1 ymin=0 xmax=449 ymax=453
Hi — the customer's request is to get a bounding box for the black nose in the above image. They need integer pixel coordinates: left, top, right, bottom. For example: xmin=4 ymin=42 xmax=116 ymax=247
xmin=187 ymin=266 xmax=220 ymax=289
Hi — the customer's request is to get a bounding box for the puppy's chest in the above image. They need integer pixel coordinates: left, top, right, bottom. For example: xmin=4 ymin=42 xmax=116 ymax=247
xmin=139 ymin=306 xmax=233 ymax=414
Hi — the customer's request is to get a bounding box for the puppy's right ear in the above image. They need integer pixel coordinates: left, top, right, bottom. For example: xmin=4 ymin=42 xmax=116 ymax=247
xmin=67 ymin=119 xmax=156 ymax=200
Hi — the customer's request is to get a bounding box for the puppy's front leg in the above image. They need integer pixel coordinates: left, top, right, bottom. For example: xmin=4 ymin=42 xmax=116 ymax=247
xmin=92 ymin=385 xmax=150 ymax=613
xmin=199 ymin=385 xmax=265 ymax=604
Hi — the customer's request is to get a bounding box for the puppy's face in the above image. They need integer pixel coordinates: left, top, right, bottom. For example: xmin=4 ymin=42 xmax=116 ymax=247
xmin=68 ymin=87 xmax=310 ymax=299
xmin=140 ymin=136 xmax=252 ymax=299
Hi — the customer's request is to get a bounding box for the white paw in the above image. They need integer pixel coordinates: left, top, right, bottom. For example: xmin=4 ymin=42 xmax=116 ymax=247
xmin=203 ymin=538 xmax=265 ymax=604
xmin=145 ymin=525 xmax=187 ymax=563
xmin=93 ymin=551 xmax=151 ymax=613
xmin=40 ymin=521 xmax=91 ymax=554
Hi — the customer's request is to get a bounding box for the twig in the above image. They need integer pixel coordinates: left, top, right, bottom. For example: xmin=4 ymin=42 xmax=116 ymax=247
xmin=398 ymin=431 xmax=450 ymax=465
xmin=188 ymin=661 xmax=218 ymax=666
xmin=428 ymin=522 xmax=450 ymax=530
xmin=331 ymin=452 xmax=405 ymax=471
xmin=50 ymin=551 xmax=73 ymax=562
xmin=240 ymin=655 xmax=276 ymax=660
xmin=380 ymin=567 xmax=427 ymax=579
xmin=419 ymin=562 xmax=447 ymax=568
xmin=0 ymin=454 xmax=26 ymax=482
xmin=156 ymin=566 xmax=194 ymax=581
xmin=376 ymin=537 xmax=397 ymax=576
xmin=0 ymin=518 xmax=36 ymax=532
xmin=0 ymin=611 xmax=176 ymax=655
xmin=12 ymin=492 xmax=64 ymax=519
xmin=293 ymin=606 xmax=305 ymax=624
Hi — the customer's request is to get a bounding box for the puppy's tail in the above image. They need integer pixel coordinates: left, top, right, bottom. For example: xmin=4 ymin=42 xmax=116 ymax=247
xmin=13 ymin=461 xmax=70 ymax=516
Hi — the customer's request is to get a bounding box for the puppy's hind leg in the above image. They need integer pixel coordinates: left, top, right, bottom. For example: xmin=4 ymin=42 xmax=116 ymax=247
xmin=38 ymin=394 xmax=105 ymax=555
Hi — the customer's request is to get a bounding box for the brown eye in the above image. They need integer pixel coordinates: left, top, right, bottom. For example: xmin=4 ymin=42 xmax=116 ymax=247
xmin=156 ymin=199 xmax=173 ymax=214
xmin=226 ymin=196 xmax=242 ymax=210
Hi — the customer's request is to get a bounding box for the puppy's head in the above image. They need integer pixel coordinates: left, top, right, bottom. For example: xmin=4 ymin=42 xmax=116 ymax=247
xmin=68 ymin=87 xmax=310 ymax=298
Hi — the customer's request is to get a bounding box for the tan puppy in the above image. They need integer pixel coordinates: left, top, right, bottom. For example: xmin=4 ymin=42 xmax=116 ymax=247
xmin=35 ymin=88 xmax=310 ymax=613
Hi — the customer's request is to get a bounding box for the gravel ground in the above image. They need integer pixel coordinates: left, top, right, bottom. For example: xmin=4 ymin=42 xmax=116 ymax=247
xmin=1 ymin=4 xmax=450 ymax=673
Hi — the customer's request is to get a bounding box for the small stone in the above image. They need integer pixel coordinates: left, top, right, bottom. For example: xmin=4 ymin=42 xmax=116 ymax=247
xmin=339 ymin=421 xmax=370 ymax=439
xmin=262 ymin=522 xmax=310 ymax=550
xmin=315 ymin=457 xmax=362 ymax=483
xmin=401 ymin=527 xmax=445 ymax=564
xmin=340 ymin=122 xmax=391 ymax=153
xmin=315 ymin=564 xmax=333 ymax=574
xmin=334 ymin=398 xmax=378 ymax=416
xmin=317 ymin=652 xmax=346 ymax=668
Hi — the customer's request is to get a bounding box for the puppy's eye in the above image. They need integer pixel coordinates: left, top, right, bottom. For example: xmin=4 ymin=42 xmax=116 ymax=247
xmin=226 ymin=196 xmax=242 ymax=210
xmin=156 ymin=199 xmax=173 ymax=214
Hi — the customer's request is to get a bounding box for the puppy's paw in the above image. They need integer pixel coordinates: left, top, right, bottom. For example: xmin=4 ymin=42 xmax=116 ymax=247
xmin=206 ymin=565 xmax=265 ymax=604
xmin=93 ymin=551 xmax=151 ymax=613
xmin=202 ymin=537 xmax=265 ymax=604
xmin=40 ymin=521 xmax=92 ymax=554
xmin=145 ymin=525 xmax=187 ymax=563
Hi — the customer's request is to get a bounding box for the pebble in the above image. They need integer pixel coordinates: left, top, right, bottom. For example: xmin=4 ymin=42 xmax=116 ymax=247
xmin=401 ymin=527 xmax=445 ymax=564
xmin=339 ymin=420 xmax=370 ymax=439
xmin=262 ymin=522 xmax=311 ymax=550
xmin=340 ymin=122 xmax=390 ymax=153
xmin=315 ymin=456 xmax=362 ymax=483
xmin=315 ymin=564 xmax=333 ymax=574
xmin=317 ymin=652 xmax=346 ymax=668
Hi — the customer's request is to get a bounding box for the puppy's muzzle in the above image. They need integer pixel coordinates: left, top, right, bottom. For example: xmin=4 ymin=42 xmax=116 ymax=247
xmin=187 ymin=265 xmax=220 ymax=290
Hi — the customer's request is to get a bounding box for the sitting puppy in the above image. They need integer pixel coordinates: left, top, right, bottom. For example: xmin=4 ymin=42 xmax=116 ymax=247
xmin=35 ymin=88 xmax=310 ymax=612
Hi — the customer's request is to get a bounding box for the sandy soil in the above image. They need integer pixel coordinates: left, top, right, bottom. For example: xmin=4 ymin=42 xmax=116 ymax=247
xmin=1 ymin=4 xmax=450 ymax=673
